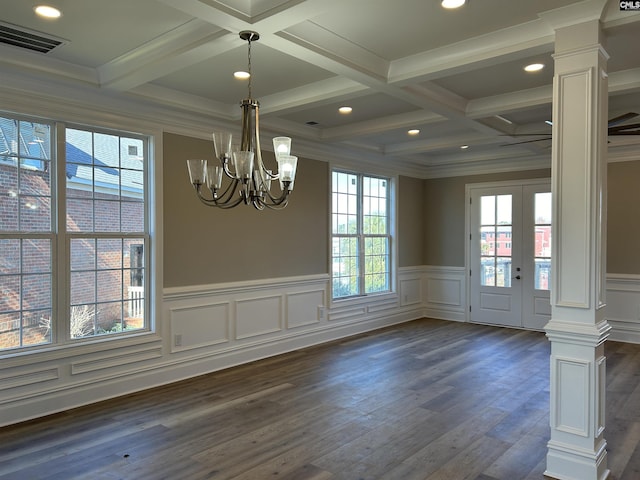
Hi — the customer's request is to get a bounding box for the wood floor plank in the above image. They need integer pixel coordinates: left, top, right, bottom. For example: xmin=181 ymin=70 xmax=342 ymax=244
xmin=606 ymin=418 xmax=640 ymax=479
xmin=424 ymin=435 xmax=513 ymax=480
xmin=1 ymin=319 xmax=639 ymax=480
xmin=480 ymin=433 xmax=548 ymax=479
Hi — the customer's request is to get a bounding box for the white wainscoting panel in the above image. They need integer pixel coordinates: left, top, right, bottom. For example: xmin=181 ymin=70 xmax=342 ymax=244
xmin=0 ymin=367 xmax=59 ymax=392
xmin=423 ymin=266 xmax=466 ymax=322
xmin=170 ymin=302 xmax=230 ymax=353
xmin=287 ymin=289 xmax=324 ymax=329
xmin=71 ymin=346 xmax=163 ymax=375
xmin=606 ymin=274 xmax=640 ymax=343
xmin=236 ymin=295 xmax=283 ymax=339
xmin=417 ymin=268 xmax=640 ymax=341
xmin=399 ymin=268 xmax=422 ymax=306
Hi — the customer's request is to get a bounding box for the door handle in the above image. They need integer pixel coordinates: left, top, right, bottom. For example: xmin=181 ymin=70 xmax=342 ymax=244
xmin=513 ymin=275 xmax=521 ymax=280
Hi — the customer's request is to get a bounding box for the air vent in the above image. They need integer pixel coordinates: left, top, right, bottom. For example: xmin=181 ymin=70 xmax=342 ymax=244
xmin=0 ymin=21 xmax=67 ymax=54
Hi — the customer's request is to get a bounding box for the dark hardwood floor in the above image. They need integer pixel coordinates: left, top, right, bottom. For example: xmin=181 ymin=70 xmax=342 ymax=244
xmin=1 ymin=318 xmax=640 ymax=480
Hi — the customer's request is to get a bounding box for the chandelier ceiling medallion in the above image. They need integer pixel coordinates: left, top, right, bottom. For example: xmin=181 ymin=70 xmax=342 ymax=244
xmin=187 ymin=31 xmax=298 ymax=210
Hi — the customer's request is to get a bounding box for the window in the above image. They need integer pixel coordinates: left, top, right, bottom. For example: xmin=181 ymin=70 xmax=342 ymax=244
xmin=0 ymin=113 xmax=149 ymax=352
xmin=534 ymin=192 xmax=551 ymax=290
xmin=480 ymin=194 xmax=512 ymax=288
xmin=331 ymin=170 xmax=391 ymax=299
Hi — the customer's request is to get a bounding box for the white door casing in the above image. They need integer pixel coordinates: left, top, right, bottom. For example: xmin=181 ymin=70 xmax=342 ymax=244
xmin=467 ymin=179 xmax=551 ymax=330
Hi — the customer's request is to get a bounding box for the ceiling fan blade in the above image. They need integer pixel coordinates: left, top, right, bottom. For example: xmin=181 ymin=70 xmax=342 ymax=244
xmin=608 ymin=112 xmax=639 ymax=127
xmin=501 ymin=137 xmax=552 ymax=146
xmin=608 ymin=122 xmax=640 ymax=133
xmin=497 ymin=133 xmax=551 ymax=136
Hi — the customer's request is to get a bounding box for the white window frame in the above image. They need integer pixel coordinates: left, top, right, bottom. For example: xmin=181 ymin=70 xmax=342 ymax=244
xmin=0 ymin=111 xmax=158 ymax=355
xmin=330 ymin=168 xmax=395 ymax=301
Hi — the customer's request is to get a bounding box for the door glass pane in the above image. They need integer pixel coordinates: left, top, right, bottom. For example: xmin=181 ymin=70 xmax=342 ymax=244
xmin=479 ymin=194 xmax=512 ymax=288
xmin=481 ymin=257 xmax=495 ymax=286
xmin=534 ymin=192 xmax=551 ymax=291
xmin=481 ymin=196 xmax=495 ymax=225
xmin=535 ymin=258 xmax=551 ymax=290
xmin=496 ymin=257 xmax=512 ymax=288
xmin=480 ymin=226 xmax=495 ymax=256
xmin=535 ymin=192 xmax=552 ymax=224
xmin=496 ymin=226 xmax=512 ymax=256
xmin=496 ymin=195 xmax=512 ymax=225
xmin=535 ymin=225 xmax=551 ymax=257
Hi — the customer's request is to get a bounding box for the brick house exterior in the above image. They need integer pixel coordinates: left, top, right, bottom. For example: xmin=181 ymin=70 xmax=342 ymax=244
xmin=0 ymin=119 xmax=145 ymax=350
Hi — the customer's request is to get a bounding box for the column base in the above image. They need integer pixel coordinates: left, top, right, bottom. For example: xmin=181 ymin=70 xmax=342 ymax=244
xmin=545 ymin=439 xmax=609 ymax=480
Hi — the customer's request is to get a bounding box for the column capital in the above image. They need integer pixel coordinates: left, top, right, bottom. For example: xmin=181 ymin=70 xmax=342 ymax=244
xmin=538 ymin=1 xmax=607 ymax=35
xmin=545 ymin=319 xmax=611 ymax=347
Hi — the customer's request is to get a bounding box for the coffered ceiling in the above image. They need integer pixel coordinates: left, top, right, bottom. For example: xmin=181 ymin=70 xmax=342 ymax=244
xmin=0 ymin=0 xmax=639 ymax=177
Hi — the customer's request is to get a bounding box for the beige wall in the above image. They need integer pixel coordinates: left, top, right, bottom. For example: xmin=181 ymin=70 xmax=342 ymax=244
xmin=423 ymin=169 xmax=551 ymax=267
xmin=422 ymin=164 xmax=640 ymax=273
xmin=164 ymin=132 xmax=640 ymax=285
xmin=163 ymin=133 xmax=329 ymax=288
xmin=398 ymin=175 xmax=425 ymax=267
xmin=608 ymin=160 xmax=640 ymax=274
xmin=164 ymin=134 xmax=431 ymax=286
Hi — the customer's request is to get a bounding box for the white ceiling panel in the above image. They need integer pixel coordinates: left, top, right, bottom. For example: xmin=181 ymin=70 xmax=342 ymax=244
xmin=0 ymin=0 xmax=638 ymax=176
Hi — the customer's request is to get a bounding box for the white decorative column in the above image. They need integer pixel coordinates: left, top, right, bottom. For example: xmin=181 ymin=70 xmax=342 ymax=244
xmin=544 ymin=19 xmax=610 ymax=480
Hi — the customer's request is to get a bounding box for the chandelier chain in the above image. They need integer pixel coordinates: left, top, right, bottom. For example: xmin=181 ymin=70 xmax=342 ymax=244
xmin=247 ymin=37 xmax=253 ymax=99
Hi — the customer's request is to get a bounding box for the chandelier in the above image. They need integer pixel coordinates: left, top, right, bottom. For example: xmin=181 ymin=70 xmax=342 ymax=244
xmin=187 ymin=31 xmax=298 ymax=210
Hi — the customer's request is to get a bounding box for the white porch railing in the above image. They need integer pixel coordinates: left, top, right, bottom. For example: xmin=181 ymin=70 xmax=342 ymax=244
xmin=128 ymin=286 xmax=144 ymax=318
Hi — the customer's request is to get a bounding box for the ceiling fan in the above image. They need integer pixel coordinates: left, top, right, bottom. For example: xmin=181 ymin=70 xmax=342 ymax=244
xmin=501 ymin=112 xmax=640 ymax=146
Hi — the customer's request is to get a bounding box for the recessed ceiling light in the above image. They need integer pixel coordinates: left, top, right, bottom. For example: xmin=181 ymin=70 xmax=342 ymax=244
xmin=338 ymin=106 xmax=352 ymax=114
xmin=408 ymin=129 xmax=420 ymax=136
xmin=234 ymin=71 xmax=250 ymax=80
xmin=441 ymin=0 xmax=466 ymax=8
xmin=460 ymin=145 xmax=469 ymax=149
xmin=34 ymin=5 xmax=62 ymax=18
xmin=524 ymin=63 xmax=544 ymax=72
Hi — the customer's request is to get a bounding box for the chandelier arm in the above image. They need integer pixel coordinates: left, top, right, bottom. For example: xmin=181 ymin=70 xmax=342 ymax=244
xmin=251 ymin=198 xmax=266 ymax=210
xmin=193 ymin=186 xmax=223 ymax=207
xmin=262 ymin=168 xmax=279 ymax=179
xmin=215 ymin=195 xmax=245 ymax=209
xmin=252 ymin=102 xmax=272 ymax=188
xmin=216 ymin=176 xmax=240 ymax=201
xmin=192 ymin=180 xmax=246 ymax=209
xmin=257 ymin=197 xmax=289 ymax=210
xmin=221 ymin=157 xmax=236 ymax=179
xmin=262 ymin=184 xmax=291 ymax=204
xmin=203 ymin=185 xmax=245 ymax=209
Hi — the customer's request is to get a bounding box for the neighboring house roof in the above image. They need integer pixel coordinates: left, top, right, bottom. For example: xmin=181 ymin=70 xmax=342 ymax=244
xmin=65 ymin=142 xmax=119 ymax=178
xmin=0 ymin=117 xmax=143 ymax=199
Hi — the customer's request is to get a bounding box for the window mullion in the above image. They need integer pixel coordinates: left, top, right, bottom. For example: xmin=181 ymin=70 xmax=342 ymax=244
xmin=357 ymin=174 xmax=365 ymax=296
xmin=54 ymin=122 xmax=67 ymax=344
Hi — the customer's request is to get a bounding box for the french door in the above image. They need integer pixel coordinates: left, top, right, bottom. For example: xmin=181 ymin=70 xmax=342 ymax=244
xmin=468 ymin=180 xmax=551 ymax=330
